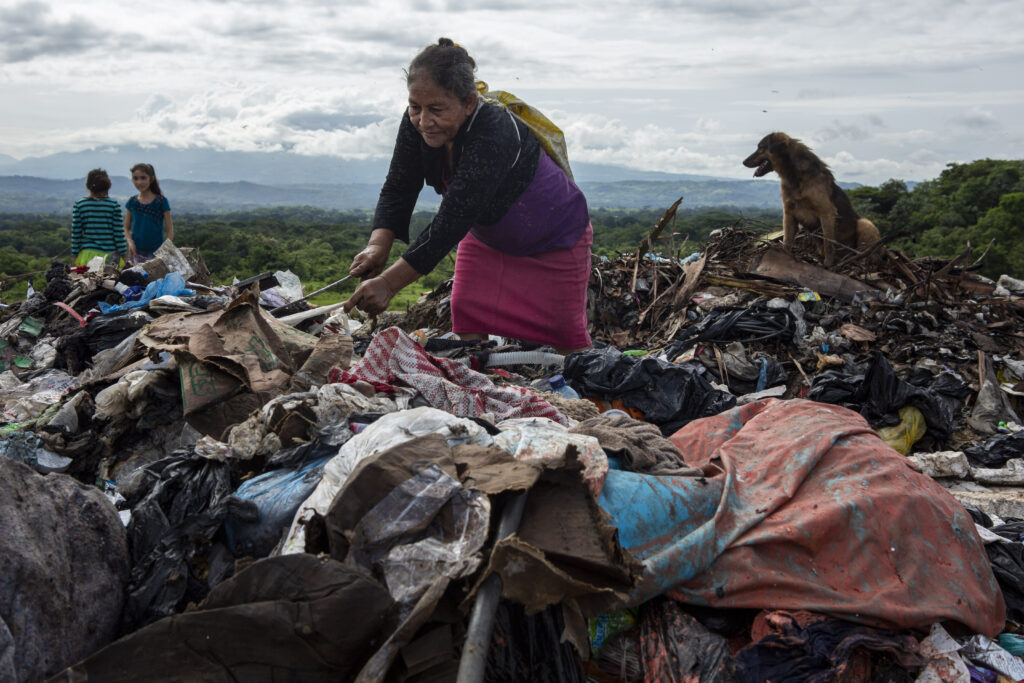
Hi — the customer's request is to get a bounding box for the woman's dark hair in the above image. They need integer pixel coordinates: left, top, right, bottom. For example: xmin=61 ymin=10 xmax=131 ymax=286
xmin=406 ymin=38 xmax=477 ymax=103
xmin=85 ymin=168 xmax=111 ymax=195
xmin=130 ymin=162 xmax=163 ymax=197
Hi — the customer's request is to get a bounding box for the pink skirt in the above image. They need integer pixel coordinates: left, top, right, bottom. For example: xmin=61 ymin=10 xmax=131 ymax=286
xmin=451 ymin=223 xmax=593 ymax=349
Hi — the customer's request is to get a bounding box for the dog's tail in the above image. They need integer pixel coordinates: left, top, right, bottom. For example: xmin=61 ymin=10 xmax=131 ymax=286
xmin=856 ymin=218 xmax=882 ymax=265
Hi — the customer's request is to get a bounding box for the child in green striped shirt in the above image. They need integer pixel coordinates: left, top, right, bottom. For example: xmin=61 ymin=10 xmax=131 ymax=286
xmin=71 ymin=168 xmax=128 ymax=267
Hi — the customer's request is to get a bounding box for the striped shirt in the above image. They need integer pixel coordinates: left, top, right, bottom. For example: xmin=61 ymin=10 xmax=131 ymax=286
xmin=71 ymin=197 xmax=127 ymax=255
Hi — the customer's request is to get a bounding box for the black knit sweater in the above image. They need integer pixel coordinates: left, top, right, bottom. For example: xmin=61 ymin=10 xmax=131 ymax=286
xmin=372 ymin=101 xmax=542 ymax=274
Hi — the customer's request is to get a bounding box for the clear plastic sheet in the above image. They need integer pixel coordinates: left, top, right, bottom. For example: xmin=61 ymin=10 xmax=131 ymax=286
xmin=281 ymin=406 xmax=492 ymax=555
xmin=346 ymin=464 xmax=490 ymax=619
xmin=0 ymin=369 xmax=76 ymax=422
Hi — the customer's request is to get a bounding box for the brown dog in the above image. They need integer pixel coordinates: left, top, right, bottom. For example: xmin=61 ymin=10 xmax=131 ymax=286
xmin=743 ymin=132 xmax=881 ymax=266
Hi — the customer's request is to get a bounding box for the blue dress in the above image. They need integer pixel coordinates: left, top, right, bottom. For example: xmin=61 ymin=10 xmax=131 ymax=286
xmin=126 ymin=195 xmax=170 ymax=253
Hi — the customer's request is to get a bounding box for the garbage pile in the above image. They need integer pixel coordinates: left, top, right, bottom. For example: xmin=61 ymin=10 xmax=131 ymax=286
xmin=2 ymin=223 xmax=1024 ymax=682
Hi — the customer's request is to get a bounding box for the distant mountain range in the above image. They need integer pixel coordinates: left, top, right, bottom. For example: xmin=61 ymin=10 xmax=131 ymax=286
xmin=0 ymin=144 xmax=820 ymax=213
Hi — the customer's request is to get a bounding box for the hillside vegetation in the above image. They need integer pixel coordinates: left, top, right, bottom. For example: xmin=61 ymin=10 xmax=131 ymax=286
xmin=2 ymin=158 xmax=1022 ymax=304
xmin=0 ymin=205 xmax=781 ymax=305
xmin=849 ymin=159 xmax=1024 ymax=279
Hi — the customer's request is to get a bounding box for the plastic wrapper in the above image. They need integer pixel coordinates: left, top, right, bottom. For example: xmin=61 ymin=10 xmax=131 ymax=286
xmin=638 ymin=598 xmax=736 ymax=682
xmin=667 ymin=303 xmax=798 ymax=352
xmin=153 ymin=240 xmax=195 ymax=280
xmin=486 ymin=603 xmax=586 ymax=683
xmin=968 ymin=354 xmax=1021 ymax=436
xmin=347 ymin=465 xmax=461 ymax=569
xmin=271 ymin=269 xmax=303 ymax=302
xmin=47 ymin=391 xmax=88 ymax=433
xmin=960 ymin=635 xmax=1024 ymax=680
xmin=917 ymin=623 xmax=971 ymax=683
xmin=226 ymin=412 xmax=281 ymax=460
xmin=83 ymin=310 xmax=153 ymax=353
xmin=93 ymin=369 xmax=168 ymax=420
xmin=313 ymin=382 xmax=412 ymax=428
xmin=694 ymin=341 xmax=787 ymax=395
xmin=588 ymin=608 xmax=637 ymax=657
xmin=29 ymin=340 xmax=57 ymax=370
xmin=83 ymin=329 xmax=143 ymax=381
xmin=982 ymin=537 xmax=1024 ymax=623
xmin=591 ymin=628 xmax=643 ymax=682
xmin=193 ymin=435 xmax=237 ymax=462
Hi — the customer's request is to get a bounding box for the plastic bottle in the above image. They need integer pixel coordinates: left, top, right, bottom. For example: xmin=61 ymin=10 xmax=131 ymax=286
xmin=548 ymin=374 xmax=579 ymax=399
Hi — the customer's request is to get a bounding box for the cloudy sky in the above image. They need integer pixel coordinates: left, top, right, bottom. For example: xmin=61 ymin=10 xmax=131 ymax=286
xmin=1 ymin=0 xmax=1022 ymax=184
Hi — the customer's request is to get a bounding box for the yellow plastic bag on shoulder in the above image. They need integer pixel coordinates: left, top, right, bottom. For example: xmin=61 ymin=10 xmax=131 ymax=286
xmin=476 ymin=81 xmax=574 ymax=181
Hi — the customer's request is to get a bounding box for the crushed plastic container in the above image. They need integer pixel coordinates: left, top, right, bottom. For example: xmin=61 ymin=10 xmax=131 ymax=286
xmin=549 ymin=374 xmax=579 ymax=399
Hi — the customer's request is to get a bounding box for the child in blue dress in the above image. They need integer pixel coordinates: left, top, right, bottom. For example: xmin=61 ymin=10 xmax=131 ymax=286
xmin=123 ymin=163 xmax=173 ymax=264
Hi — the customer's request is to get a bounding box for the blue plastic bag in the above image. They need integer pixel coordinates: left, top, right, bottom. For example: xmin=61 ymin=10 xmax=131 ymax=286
xmin=98 ymin=273 xmax=195 ymax=314
xmin=224 ymin=455 xmax=332 ymax=558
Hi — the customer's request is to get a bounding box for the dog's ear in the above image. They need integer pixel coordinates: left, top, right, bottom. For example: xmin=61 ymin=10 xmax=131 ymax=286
xmin=767 ymin=134 xmax=788 ymax=155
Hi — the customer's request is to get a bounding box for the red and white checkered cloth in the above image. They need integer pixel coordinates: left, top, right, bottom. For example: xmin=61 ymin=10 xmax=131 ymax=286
xmin=334 ymin=327 xmax=567 ymax=425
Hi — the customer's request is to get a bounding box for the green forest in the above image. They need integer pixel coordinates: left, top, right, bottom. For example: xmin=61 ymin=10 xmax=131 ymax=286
xmin=2 ymin=157 xmax=1022 ymax=306
xmin=0 ymin=205 xmax=782 ymax=307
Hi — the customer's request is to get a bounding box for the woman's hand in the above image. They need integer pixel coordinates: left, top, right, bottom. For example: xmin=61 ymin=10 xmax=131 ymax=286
xmin=343 ymin=277 xmax=394 ymax=315
xmin=350 ymin=229 xmax=395 ymax=278
xmin=349 ymin=244 xmax=390 ymax=279
xmin=126 ymin=239 xmax=137 ymax=263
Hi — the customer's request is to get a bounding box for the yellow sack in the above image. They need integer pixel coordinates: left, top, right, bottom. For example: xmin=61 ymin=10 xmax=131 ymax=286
xmin=476 ymin=81 xmax=574 ymax=181
xmin=875 ymin=405 xmax=927 ymax=455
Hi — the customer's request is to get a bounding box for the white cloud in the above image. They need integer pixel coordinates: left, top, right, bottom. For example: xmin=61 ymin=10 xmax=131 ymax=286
xmin=0 ymin=0 xmax=1022 ymax=186
xmin=949 ymin=107 xmax=1000 ymax=131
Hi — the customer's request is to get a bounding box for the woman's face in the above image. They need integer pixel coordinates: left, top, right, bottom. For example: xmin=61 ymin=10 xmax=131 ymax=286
xmin=131 ymin=170 xmax=152 ymax=193
xmin=407 ymin=77 xmax=476 ymax=149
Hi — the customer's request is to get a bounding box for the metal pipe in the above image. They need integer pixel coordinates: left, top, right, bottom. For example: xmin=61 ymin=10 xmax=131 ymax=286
xmin=270 ymin=273 xmax=353 ymax=314
xmin=456 ymin=491 xmax=528 ymax=683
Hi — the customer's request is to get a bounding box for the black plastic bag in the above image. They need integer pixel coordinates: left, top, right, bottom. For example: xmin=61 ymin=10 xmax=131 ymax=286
xmin=965 ymin=505 xmax=994 ymax=528
xmin=807 ymin=351 xmax=960 ymax=439
xmin=122 ymin=452 xmax=233 ymax=630
xmin=563 ymin=347 xmax=736 ymax=435
xmin=965 ymin=432 xmax=1024 ymax=468
xmin=84 ymin=310 xmax=154 ymax=354
xmin=985 ymin=540 xmax=1024 ymax=623
xmin=666 ymin=304 xmax=796 ymax=355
